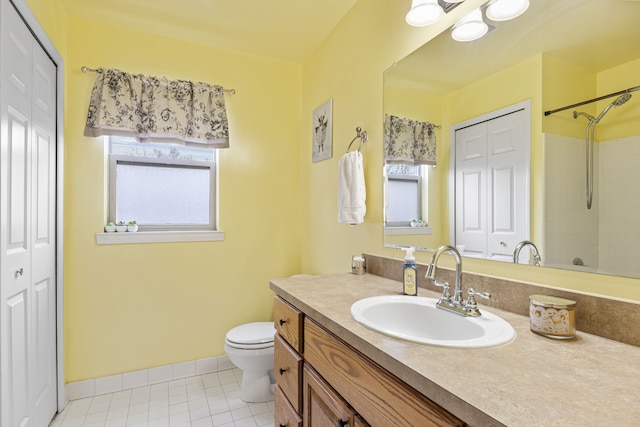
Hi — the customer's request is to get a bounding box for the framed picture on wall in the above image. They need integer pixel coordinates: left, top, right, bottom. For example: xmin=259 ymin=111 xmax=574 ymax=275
xmin=312 ymin=98 xmax=333 ymax=163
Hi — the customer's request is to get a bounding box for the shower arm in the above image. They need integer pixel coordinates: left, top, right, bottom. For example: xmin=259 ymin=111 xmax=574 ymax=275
xmin=544 ymin=84 xmax=640 ymax=117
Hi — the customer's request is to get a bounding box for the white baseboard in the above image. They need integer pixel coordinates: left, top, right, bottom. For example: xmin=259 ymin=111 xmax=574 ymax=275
xmin=66 ymin=355 xmax=234 ymax=401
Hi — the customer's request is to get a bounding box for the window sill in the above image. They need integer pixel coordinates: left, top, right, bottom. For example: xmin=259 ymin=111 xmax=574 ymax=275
xmin=96 ymin=230 xmax=225 ymax=245
xmin=384 ymin=226 xmax=432 ymax=236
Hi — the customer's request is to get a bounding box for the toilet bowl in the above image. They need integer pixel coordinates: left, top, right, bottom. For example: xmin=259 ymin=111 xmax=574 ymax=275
xmin=224 ymin=322 xmax=276 ymax=402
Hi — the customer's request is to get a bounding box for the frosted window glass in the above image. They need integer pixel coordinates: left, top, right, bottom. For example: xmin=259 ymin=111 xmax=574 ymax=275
xmin=387 ymin=178 xmax=420 ymax=223
xmin=116 ymin=163 xmax=210 ymax=225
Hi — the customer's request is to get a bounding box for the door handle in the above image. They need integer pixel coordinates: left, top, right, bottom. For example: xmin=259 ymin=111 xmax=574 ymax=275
xmin=16 ymin=268 xmax=24 ymax=277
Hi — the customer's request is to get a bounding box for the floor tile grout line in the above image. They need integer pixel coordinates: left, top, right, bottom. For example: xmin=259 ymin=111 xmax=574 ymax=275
xmin=50 ymin=368 xmax=275 ymax=427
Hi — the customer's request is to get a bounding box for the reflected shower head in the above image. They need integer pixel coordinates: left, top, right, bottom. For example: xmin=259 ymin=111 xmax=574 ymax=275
xmin=573 ymin=93 xmax=632 ymax=124
xmin=595 ymin=93 xmax=631 ymax=123
xmin=613 ymin=93 xmax=632 ymax=106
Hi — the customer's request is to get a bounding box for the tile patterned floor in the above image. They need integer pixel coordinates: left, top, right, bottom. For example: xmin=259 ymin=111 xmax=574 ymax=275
xmin=49 ymin=368 xmax=274 ymax=427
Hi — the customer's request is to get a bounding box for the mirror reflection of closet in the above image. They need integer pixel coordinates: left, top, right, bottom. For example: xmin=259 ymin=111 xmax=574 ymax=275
xmin=450 ymin=101 xmax=530 ymax=262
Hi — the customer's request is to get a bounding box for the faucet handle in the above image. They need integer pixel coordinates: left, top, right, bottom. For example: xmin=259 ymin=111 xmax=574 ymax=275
xmin=464 ymin=288 xmax=491 ymax=317
xmin=433 ymin=280 xmax=452 ymax=303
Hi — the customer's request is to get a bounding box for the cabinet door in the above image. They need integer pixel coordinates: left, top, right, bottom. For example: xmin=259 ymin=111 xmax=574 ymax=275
xmin=354 ymin=415 xmax=370 ymax=427
xmin=275 ymin=384 xmax=302 ymax=427
xmin=304 ymin=364 xmax=355 ymax=427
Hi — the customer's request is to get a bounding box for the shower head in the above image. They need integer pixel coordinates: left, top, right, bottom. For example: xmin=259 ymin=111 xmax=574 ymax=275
xmin=613 ymin=93 xmax=632 ymax=106
xmin=594 ymin=93 xmax=631 ymax=123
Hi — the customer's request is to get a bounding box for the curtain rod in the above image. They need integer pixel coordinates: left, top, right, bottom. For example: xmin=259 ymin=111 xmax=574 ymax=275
xmin=80 ymin=66 xmax=236 ymax=95
xmin=544 ymin=84 xmax=640 ymax=116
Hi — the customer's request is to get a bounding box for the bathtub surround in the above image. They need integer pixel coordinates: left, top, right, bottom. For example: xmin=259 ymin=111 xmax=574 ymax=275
xmin=544 ymin=133 xmax=640 ymax=278
xmin=66 ymin=355 xmax=235 ymax=401
xmin=364 ymin=253 xmax=640 ymax=346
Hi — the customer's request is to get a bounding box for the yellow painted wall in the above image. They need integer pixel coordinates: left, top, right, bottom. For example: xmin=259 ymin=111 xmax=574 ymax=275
xmin=26 ymin=0 xmax=302 ymax=381
xmin=22 ymin=0 xmax=640 ymax=385
xmin=24 ymin=0 xmax=68 ymax=57
xmin=300 ymin=0 xmax=486 ymax=274
xmin=62 ymin=17 xmax=302 ymax=382
xmin=542 ymin=55 xmax=596 ymax=138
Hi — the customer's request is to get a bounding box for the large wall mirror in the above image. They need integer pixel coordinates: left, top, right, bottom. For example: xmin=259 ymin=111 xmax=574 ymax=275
xmin=383 ymin=0 xmax=640 ymax=279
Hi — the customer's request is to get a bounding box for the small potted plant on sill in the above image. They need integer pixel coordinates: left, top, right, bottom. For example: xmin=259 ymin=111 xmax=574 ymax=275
xmin=115 ymin=221 xmax=128 ymax=232
xmin=127 ymin=221 xmax=138 ymax=232
xmin=104 ymin=222 xmax=116 ymax=233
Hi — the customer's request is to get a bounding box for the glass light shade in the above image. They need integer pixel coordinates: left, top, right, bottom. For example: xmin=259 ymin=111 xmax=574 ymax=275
xmin=486 ymin=0 xmax=530 ymax=21
xmin=406 ymin=0 xmax=444 ymax=27
xmin=451 ymin=8 xmax=488 ymax=42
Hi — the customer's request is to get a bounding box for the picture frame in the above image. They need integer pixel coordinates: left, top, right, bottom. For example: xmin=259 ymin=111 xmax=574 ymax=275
xmin=312 ymin=98 xmax=333 ymax=163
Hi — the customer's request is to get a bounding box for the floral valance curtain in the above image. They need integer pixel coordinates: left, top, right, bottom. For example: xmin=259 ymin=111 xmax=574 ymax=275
xmin=84 ymin=68 xmax=229 ymax=148
xmin=383 ymin=114 xmax=437 ymax=165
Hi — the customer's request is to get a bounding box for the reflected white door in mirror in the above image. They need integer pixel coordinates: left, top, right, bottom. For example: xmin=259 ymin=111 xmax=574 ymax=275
xmin=450 ymin=101 xmax=531 ymax=262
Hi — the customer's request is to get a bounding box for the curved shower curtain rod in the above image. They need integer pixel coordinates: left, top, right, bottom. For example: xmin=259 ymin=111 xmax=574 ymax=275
xmin=544 ymin=84 xmax=640 ymax=117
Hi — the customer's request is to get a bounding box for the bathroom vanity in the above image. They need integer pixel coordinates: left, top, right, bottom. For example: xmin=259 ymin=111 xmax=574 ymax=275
xmin=270 ymin=272 xmax=640 ymax=427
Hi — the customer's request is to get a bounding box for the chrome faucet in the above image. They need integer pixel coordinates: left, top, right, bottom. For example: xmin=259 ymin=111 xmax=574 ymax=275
xmin=513 ymin=240 xmax=542 ymax=266
xmin=425 ymin=245 xmax=490 ymax=317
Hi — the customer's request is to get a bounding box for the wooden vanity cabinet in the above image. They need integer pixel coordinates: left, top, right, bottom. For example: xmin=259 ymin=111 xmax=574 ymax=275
xmin=304 ymin=318 xmax=465 ymax=427
xmin=274 ymin=295 xmax=466 ymax=427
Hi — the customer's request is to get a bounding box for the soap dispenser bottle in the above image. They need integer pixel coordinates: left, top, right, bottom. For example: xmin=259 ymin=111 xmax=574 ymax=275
xmin=402 ymin=247 xmax=418 ymax=296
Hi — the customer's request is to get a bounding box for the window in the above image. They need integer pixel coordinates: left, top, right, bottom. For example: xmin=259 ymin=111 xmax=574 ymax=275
xmin=385 ymin=164 xmax=429 ymax=227
xmin=108 ymin=136 xmax=217 ymax=231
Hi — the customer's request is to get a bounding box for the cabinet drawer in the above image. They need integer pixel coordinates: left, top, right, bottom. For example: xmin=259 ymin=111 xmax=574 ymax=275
xmin=274 ymin=296 xmax=303 ymax=352
xmin=274 ymin=333 xmax=303 ymax=414
xmin=304 ymin=318 xmax=464 ymax=427
xmin=275 ymin=384 xmax=302 ymax=427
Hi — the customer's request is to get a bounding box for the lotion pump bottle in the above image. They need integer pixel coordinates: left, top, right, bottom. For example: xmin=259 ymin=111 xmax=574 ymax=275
xmin=402 ymin=247 xmax=418 ymax=296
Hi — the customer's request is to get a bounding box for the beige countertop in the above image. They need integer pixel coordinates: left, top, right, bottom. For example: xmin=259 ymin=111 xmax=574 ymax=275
xmin=270 ymin=273 xmax=640 ymax=427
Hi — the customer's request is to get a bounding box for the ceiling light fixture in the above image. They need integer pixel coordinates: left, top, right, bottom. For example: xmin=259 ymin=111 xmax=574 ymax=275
xmin=406 ymin=0 xmax=444 ymax=27
xmin=451 ymin=8 xmax=488 ymax=42
xmin=485 ymin=0 xmax=530 ymax=22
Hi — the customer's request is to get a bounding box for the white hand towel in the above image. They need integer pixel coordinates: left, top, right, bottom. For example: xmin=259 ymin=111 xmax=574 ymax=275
xmin=338 ymin=151 xmax=366 ymax=224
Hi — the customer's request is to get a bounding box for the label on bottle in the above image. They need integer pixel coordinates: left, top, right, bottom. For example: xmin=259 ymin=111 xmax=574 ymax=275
xmin=403 ymin=267 xmax=417 ymax=296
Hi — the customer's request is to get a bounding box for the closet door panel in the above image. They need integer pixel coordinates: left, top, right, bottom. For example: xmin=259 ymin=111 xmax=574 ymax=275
xmin=2 ymin=1 xmax=58 ymax=425
xmin=7 ymin=291 xmax=30 ymax=427
xmin=29 ymin=30 xmax=58 ymax=426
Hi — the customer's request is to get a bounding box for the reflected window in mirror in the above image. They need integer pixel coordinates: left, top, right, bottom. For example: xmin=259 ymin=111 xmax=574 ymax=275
xmin=384 ymin=164 xmax=429 ymax=227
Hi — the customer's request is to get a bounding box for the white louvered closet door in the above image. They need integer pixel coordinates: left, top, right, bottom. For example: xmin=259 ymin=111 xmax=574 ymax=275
xmin=1 ymin=1 xmax=58 ymax=426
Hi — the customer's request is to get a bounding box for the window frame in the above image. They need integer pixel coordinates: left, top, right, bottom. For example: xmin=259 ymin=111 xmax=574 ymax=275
xmin=108 ymin=153 xmax=218 ymax=232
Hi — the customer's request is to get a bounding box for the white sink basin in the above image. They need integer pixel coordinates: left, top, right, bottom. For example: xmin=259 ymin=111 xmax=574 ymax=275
xmin=351 ymin=295 xmax=516 ymax=348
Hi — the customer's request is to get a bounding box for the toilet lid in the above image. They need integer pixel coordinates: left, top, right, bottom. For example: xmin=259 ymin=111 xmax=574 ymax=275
xmin=226 ymin=322 xmax=275 ymax=346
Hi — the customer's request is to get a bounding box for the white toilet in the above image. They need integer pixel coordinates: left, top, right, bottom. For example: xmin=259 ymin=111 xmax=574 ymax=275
xmin=224 ymin=322 xmax=276 ymax=402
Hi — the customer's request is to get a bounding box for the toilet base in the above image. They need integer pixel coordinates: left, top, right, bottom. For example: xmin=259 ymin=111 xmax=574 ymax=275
xmin=239 ymin=369 xmax=274 ymax=402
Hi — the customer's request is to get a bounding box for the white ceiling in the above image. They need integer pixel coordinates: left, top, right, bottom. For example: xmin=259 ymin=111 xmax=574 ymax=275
xmin=60 ymin=0 xmax=358 ymax=63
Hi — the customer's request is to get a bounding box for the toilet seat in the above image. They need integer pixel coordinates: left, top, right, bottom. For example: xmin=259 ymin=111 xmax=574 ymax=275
xmin=225 ymin=322 xmax=275 ymax=350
